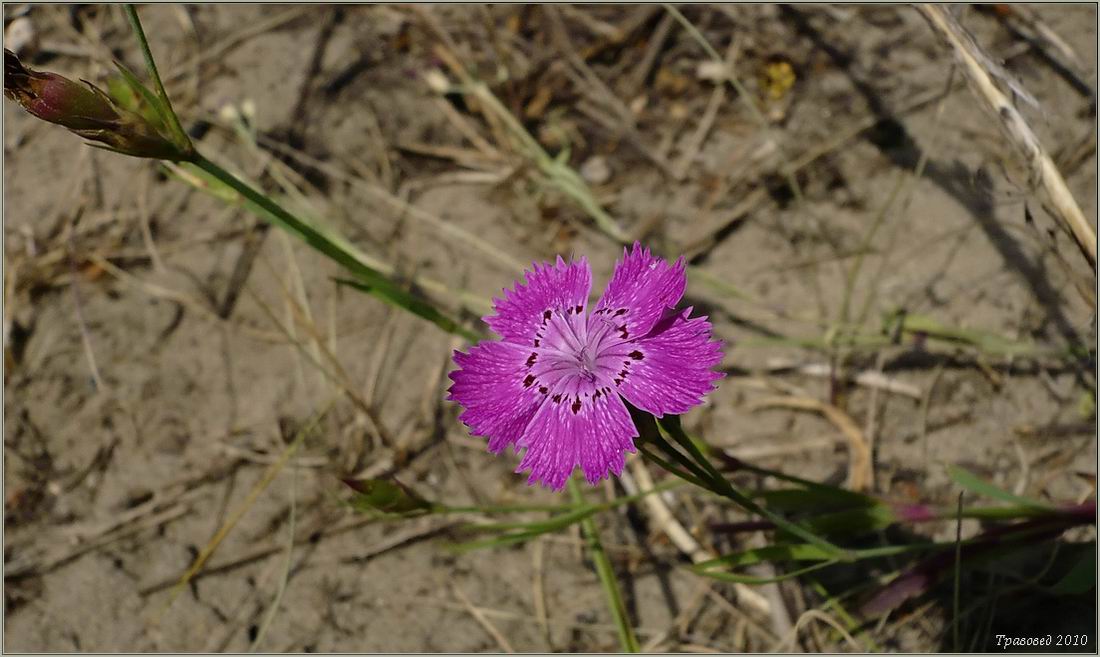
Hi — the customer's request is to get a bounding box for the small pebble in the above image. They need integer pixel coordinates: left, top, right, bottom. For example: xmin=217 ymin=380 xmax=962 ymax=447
xmin=580 ymin=156 xmax=610 ymax=185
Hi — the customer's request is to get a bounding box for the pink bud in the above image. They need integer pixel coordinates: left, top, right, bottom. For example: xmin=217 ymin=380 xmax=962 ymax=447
xmin=4 ymin=49 xmax=190 ymax=160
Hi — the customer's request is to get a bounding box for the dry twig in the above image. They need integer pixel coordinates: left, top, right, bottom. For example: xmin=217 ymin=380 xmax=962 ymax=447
xmin=918 ymin=4 xmax=1096 ymax=268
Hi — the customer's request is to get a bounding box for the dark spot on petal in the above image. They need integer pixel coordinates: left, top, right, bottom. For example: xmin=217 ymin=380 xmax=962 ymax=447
xmin=523 ymin=374 xmax=535 ymax=388
xmin=552 ymin=394 xmax=562 ymax=403
xmin=618 ymin=325 xmax=629 ymax=339
xmin=619 ymin=369 xmax=629 ymax=379
xmin=542 ymin=310 xmax=552 ymax=322
xmin=526 ymin=352 xmax=538 ymax=367
xmin=575 ymin=305 xmax=583 ymax=314
xmin=614 ymin=308 xmax=627 ymax=317
xmin=571 ymin=399 xmax=581 ymax=414
xmin=614 ymin=379 xmax=622 ymax=386
xmin=593 ymin=390 xmax=601 ymax=399
xmin=533 ymin=338 xmax=540 ymax=347
xmin=539 ymin=386 xmax=548 ymax=395
xmin=629 ymin=350 xmax=644 ymax=360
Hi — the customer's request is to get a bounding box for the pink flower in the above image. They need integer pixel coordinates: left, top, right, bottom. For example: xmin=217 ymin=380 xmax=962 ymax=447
xmin=448 ymin=243 xmax=724 ymax=490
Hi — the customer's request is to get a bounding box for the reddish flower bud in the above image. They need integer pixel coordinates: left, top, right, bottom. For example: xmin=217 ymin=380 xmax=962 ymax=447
xmin=4 ymin=49 xmax=191 ymax=160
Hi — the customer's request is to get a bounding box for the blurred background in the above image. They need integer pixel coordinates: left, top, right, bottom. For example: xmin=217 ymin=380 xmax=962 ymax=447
xmin=3 ymin=4 xmax=1096 ymax=652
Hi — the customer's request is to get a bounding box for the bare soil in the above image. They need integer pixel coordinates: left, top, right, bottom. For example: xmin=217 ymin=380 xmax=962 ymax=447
xmin=4 ymin=4 xmax=1096 ymax=652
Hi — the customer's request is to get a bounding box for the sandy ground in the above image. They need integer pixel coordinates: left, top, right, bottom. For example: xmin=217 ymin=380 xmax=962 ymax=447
xmin=3 ymin=4 xmax=1096 ymax=652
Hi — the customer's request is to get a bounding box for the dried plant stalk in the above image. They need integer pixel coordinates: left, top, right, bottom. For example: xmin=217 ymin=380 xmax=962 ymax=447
xmin=917 ymin=4 xmax=1096 ymax=268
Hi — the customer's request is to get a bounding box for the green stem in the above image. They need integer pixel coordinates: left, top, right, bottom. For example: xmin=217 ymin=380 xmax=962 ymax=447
xmin=123 ymin=4 xmax=192 ymax=153
xmin=569 ymin=478 xmax=640 ymax=653
xmin=953 ymin=492 xmax=964 ymax=653
xmin=638 ymin=447 xmax=713 ymax=490
xmin=192 ymin=154 xmax=380 ymax=284
xmin=653 ymin=416 xmax=846 ymax=558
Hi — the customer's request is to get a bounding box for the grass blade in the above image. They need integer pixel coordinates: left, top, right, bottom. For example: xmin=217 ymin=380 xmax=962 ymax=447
xmin=947 ymin=464 xmax=1054 ymax=510
xmin=569 ymin=477 xmax=640 ymax=653
xmin=334 ymin=278 xmax=481 ymax=342
xmin=654 ymin=415 xmax=846 ymax=557
xmin=123 ymin=5 xmax=192 ymax=153
xmin=184 ymin=154 xmax=481 ymax=342
xmin=156 ymin=398 xmax=334 ymax=620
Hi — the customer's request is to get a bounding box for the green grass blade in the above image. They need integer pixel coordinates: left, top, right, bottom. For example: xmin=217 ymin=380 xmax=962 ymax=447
xmin=694 ymin=543 xmax=841 ymax=569
xmin=637 ymin=447 xmax=713 ymax=489
xmin=754 ymin=486 xmax=880 ymax=513
xmin=334 ymin=278 xmax=481 ymax=342
xmin=110 ymin=59 xmax=172 ymax=134
xmin=343 ymin=478 xmax=437 ymax=515
xmin=462 ymin=506 xmax=601 ymax=536
xmin=655 ymin=415 xmax=846 ymax=557
xmin=1045 ymin=543 xmax=1096 ymax=595
xmin=123 ymin=5 xmax=192 ymax=152
xmin=185 ymin=154 xmax=480 ymax=342
xmin=569 ymin=478 xmax=640 ymax=653
xmin=453 ymin=478 xmax=684 ymax=549
xmin=694 ymin=560 xmax=840 ymax=585
xmin=947 ymin=464 xmax=1054 ymax=510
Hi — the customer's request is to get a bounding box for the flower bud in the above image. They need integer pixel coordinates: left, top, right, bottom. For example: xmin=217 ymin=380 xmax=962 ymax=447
xmin=4 ymin=49 xmax=191 ymax=160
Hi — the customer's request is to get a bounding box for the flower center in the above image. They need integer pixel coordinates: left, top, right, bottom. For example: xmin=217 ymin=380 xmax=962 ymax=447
xmin=575 ymin=346 xmax=598 ymax=381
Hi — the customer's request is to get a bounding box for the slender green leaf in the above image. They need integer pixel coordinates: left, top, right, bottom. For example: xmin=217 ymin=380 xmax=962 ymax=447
xmin=123 ymin=4 xmax=192 ymax=152
xmin=181 ymin=155 xmax=480 ymax=342
xmin=694 ymin=560 xmax=840 ymax=585
xmin=695 ymin=543 xmax=840 ymax=569
xmin=570 ymin=478 xmax=639 ymax=653
xmin=806 ymin=504 xmax=901 ymax=536
xmin=655 ymin=415 xmax=846 ymax=557
xmin=343 ymin=478 xmax=436 ymax=515
xmin=462 ymin=505 xmax=601 ymax=536
xmin=1046 ymin=544 xmax=1096 ymax=595
xmin=110 ymin=58 xmax=172 ymax=135
xmin=756 ymin=487 xmax=879 ymax=514
xmin=891 ymin=311 xmax=1055 ymax=357
xmin=454 ymin=479 xmax=684 ymax=549
xmin=334 ymin=278 xmax=481 ymax=342
xmin=947 ymin=465 xmax=1054 ymax=510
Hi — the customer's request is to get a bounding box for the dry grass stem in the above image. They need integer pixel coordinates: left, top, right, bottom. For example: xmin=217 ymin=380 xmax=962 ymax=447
xmin=453 ymin=585 xmax=517 ymax=653
xmin=747 ymin=396 xmax=874 ymax=492
xmin=918 ymin=4 xmax=1096 ymax=267
xmin=625 ymin=458 xmax=773 ymax=618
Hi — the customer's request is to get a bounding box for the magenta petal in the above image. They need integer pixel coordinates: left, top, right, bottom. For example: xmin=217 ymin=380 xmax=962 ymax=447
xmin=485 ymin=256 xmax=592 ymax=346
xmin=514 ymin=388 xmax=637 ymax=490
xmin=448 ymin=341 xmax=547 ymax=453
xmin=610 ymin=308 xmax=724 ymax=417
xmin=450 ymin=243 xmax=725 ymax=492
xmin=592 ymin=242 xmax=686 ymax=342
